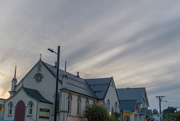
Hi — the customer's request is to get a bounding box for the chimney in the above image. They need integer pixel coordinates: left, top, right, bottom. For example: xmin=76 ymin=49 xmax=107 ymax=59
xmin=76 ymin=71 xmax=80 ymax=78
xmin=55 ymin=62 xmax=57 ymax=68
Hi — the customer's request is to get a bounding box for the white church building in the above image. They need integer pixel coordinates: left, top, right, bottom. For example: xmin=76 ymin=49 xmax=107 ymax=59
xmin=3 ymin=59 xmax=120 ymax=121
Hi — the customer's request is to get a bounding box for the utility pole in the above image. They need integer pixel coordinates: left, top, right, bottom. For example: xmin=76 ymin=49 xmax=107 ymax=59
xmin=156 ymin=96 xmax=165 ymax=121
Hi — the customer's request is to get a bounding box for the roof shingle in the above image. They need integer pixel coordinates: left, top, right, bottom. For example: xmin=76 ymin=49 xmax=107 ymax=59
xmin=120 ymin=100 xmax=137 ymax=111
xmin=117 ymin=87 xmax=145 ymax=103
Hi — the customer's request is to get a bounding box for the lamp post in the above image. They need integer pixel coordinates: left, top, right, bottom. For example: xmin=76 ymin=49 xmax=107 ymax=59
xmin=48 ymin=46 xmax=60 ymax=121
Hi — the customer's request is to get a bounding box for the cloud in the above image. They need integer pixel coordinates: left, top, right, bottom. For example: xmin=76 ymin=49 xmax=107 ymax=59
xmin=1 ymin=0 xmax=180 ymax=110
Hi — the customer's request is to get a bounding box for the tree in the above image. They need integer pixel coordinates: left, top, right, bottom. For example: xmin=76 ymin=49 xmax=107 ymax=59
xmin=153 ymin=109 xmax=158 ymax=115
xmin=84 ymin=104 xmax=121 ymax=121
xmin=163 ymin=107 xmax=178 ymax=121
xmin=163 ymin=107 xmax=176 ymax=114
xmin=113 ymin=112 xmax=121 ymax=121
xmin=84 ymin=104 xmax=108 ymax=121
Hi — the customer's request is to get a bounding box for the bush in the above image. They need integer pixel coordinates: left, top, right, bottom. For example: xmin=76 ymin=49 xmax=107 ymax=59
xmin=108 ymin=116 xmax=116 ymax=121
xmin=84 ymin=104 xmax=108 ymax=121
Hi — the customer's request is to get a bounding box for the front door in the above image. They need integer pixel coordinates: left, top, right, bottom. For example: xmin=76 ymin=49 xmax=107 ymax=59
xmin=15 ymin=100 xmax=25 ymax=121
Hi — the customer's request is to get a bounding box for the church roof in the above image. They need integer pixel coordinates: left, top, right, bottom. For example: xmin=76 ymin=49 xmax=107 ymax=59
xmin=85 ymin=78 xmax=112 ymax=99
xmin=117 ymin=87 xmax=146 ymax=104
xmin=42 ymin=61 xmax=97 ymax=99
xmin=23 ymin=87 xmax=53 ymax=104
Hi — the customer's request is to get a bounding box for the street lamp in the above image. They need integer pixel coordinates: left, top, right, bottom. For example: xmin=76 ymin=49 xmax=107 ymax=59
xmin=48 ymin=46 xmax=60 ymax=121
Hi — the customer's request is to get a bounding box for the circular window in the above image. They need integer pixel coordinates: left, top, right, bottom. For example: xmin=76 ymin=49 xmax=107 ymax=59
xmin=34 ymin=73 xmax=43 ymax=83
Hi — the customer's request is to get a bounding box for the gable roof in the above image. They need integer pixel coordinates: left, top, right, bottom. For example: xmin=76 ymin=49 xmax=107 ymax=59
xmin=119 ymin=100 xmax=137 ymax=111
xmin=5 ymin=86 xmax=52 ymax=104
xmin=117 ymin=87 xmax=145 ymax=104
xmin=23 ymin=87 xmax=53 ymax=104
xmin=85 ymin=78 xmax=112 ymax=99
xmin=42 ymin=61 xmax=97 ymax=99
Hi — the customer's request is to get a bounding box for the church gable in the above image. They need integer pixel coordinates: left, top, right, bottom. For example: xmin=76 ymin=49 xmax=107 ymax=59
xmin=104 ymin=78 xmax=120 ymax=113
xmin=4 ymin=86 xmax=53 ymax=121
xmin=14 ymin=60 xmax=59 ymax=102
xmin=4 ymin=87 xmax=38 ymax=121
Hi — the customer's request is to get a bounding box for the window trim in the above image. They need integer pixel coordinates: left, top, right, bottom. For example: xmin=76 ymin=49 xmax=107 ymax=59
xmin=77 ymin=96 xmax=81 ymax=116
xmin=85 ymin=98 xmax=89 ymax=108
xmin=107 ymin=100 xmax=110 ymax=115
xmin=67 ymin=94 xmax=72 ymax=115
xmin=114 ymin=102 xmax=117 ymax=112
xmin=27 ymin=101 xmax=34 ymax=116
xmin=8 ymin=102 xmax=13 ymax=116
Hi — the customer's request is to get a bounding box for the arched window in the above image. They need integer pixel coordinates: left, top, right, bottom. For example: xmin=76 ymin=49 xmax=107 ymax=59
xmin=8 ymin=102 xmax=13 ymax=116
xmin=77 ymin=96 xmax=81 ymax=116
xmin=0 ymin=105 xmax=2 ymax=112
xmin=85 ymin=98 xmax=89 ymax=108
xmin=107 ymin=100 xmax=110 ymax=115
xmin=28 ymin=101 xmax=34 ymax=116
xmin=67 ymin=94 xmax=72 ymax=115
xmin=114 ymin=102 xmax=117 ymax=112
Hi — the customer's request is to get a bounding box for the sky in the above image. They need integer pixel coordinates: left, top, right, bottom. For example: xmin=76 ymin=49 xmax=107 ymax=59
xmin=0 ymin=0 xmax=180 ymax=112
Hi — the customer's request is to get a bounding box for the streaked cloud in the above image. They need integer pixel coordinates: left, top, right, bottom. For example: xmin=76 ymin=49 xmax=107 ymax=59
xmin=0 ymin=0 xmax=180 ymax=111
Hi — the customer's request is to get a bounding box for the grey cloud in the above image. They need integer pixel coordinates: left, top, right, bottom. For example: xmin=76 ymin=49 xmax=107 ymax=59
xmin=1 ymin=0 xmax=180 ymax=110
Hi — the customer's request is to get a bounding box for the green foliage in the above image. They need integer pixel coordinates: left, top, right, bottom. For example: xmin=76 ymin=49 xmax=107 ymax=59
xmin=163 ymin=107 xmax=180 ymax=121
xmin=84 ymin=104 xmax=108 ymax=121
xmin=108 ymin=116 xmax=116 ymax=121
xmin=84 ymin=104 xmax=121 ymax=121
xmin=163 ymin=107 xmax=177 ymax=114
xmin=153 ymin=109 xmax=158 ymax=115
xmin=112 ymin=112 xmax=121 ymax=121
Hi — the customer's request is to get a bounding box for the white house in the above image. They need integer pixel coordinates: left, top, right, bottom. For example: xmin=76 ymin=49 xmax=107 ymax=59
xmin=117 ymin=87 xmax=149 ymax=121
xmin=3 ymin=59 xmax=120 ymax=121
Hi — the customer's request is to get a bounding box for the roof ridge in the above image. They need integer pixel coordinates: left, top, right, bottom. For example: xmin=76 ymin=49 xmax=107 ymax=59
xmin=85 ymin=77 xmax=112 ymax=80
xmin=117 ymin=87 xmax=145 ymax=90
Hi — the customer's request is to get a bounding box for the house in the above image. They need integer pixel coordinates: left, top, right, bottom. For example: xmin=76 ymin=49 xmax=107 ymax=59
xmin=0 ymin=98 xmax=5 ymax=120
xmin=117 ymin=87 xmax=149 ymax=121
xmin=3 ymin=59 xmax=120 ymax=121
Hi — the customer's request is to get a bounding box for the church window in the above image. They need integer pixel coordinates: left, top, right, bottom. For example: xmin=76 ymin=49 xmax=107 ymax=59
xmin=28 ymin=101 xmax=34 ymax=116
xmin=8 ymin=102 xmax=13 ymax=116
xmin=77 ymin=96 xmax=81 ymax=116
xmin=85 ymin=98 xmax=89 ymax=108
xmin=34 ymin=73 xmax=44 ymax=83
xmin=107 ymin=100 xmax=110 ymax=115
xmin=114 ymin=102 xmax=117 ymax=112
xmin=0 ymin=105 xmax=4 ymax=112
xmin=67 ymin=94 xmax=72 ymax=115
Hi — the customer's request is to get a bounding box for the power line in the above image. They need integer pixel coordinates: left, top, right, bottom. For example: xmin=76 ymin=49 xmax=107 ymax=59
xmin=166 ymin=101 xmax=180 ymax=103
xmin=165 ymin=96 xmax=180 ymax=100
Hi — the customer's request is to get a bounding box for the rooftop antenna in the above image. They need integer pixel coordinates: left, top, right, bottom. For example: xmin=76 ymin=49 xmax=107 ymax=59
xmin=40 ymin=53 xmax=42 ymax=60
